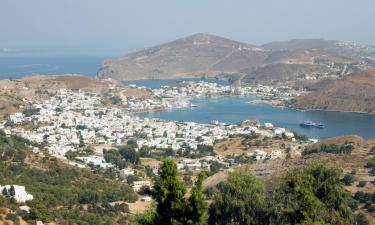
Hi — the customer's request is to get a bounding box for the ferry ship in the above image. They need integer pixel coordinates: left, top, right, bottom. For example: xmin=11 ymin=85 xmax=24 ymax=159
xmin=300 ymin=120 xmax=325 ymax=129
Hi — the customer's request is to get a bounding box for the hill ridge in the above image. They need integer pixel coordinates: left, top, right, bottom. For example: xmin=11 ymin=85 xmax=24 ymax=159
xmin=97 ymin=34 xmax=375 ymax=83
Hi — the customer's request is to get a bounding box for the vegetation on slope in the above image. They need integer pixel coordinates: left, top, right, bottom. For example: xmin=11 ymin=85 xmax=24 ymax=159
xmin=134 ymin=159 xmax=366 ymax=225
xmin=134 ymin=159 xmax=207 ymax=225
xmin=0 ymin=130 xmax=137 ymax=225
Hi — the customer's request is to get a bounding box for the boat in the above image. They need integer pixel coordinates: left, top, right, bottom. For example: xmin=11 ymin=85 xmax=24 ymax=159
xmin=190 ymin=103 xmax=198 ymax=108
xmin=300 ymin=120 xmax=325 ymax=129
xmin=211 ymin=120 xmax=219 ymax=125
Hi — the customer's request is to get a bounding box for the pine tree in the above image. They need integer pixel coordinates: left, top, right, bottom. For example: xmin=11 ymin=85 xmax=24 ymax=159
xmin=152 ymin=158 xmax=187 ymax=225
xmin=187 ymin=171 xmax=207 ymax=225
xmin=208 ymin=168 xmax=267 ymax=225
xmin=269 ymin=162 xmax=354 ymax=225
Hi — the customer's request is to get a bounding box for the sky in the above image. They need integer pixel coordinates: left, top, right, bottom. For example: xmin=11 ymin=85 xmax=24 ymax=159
xmin=1 ymin=0 xmax=375 ymax=54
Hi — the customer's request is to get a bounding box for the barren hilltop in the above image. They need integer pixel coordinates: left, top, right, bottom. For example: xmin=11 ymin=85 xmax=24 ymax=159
xmin=291 ymin=71 xmax=375 ymax=114
xmin=97 ymin=33 xmax=267 ymax=81
xmin=97 ymin=33 xmax=375 ymax=85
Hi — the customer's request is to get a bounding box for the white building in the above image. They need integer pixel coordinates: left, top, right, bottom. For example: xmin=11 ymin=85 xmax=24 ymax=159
xmin=255 ymin=150 xmax=268 ymax=160
xmin=264 ymin=123 xmax=274 ymax=129
xmin=119 ymin=168 xmax=135 ymax=178
xmin=133 ymin=180 xmax=151 ymax=192
xmin=270 ymin=150 xmax=282 ymax=159
xmin=0 ymin=185 xmax=33 ymax=203
xmin=9 ymin=113 xmax=25 ymax=124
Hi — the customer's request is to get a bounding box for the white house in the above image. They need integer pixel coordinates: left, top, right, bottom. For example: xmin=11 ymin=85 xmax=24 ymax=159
xmin=264 ymin=123 xmax=274 ymax=129
xmin=270 ymin=150 xmax=282 ymax=159
xmin=119 ymin=168 xmax=135 ymax=178
xmin=284 ymin=131 xmax=295 ymax=139
xmin=0 ymin=185 xmax=33 ymax=203
xmin=255 ymin=150 xmax=267 ymax=160
xmin=133 ymin=180 xmax=151 ymax=192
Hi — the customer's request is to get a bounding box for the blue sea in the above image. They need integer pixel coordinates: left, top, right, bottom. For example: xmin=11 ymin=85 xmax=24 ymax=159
xmin=1 ymin=54 xmax=374 ymax=140
xmin=0 ymin=53 xmax=111 ymax=79
xmin=139 ymin=96 xmax=375 ymax=140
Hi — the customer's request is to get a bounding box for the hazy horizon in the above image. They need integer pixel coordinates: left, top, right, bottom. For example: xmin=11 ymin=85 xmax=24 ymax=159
xmin=1 ymin=0 xmax=375 ymax=54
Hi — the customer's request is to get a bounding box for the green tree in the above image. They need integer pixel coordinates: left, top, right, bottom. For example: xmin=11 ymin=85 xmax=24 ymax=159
xmin=9 ymin=185 xmax=15 ymax=197
xmin=2 ymin=187 xmax=8 ymax=196
xmin=133 ymin=204 xmax=157 ymax=225
xmin=184 ymin=175 xmax=193 ymax=187
xmin=203 ymin=187 xmax=215 ymax=199
xmin=119 ymin=146 xmax=140 ymax=164
xmin=270 ymin=162 xmax=354 ymax=225
xmin=208 ymin=168 xmax=267 ymax=225
xmin=357 ymin=181 xmax=367 ymax=187
xmin=342 ymin=173 xmax=355 ymax=186
xmin=152 ymin=159 xmax=187 ymax=225
xmin=270 ymin=167 xmax=325 ymax=225
xmin=186 ymin=171 xmax=207 ymax=225
xmin=355 ymin=212 xmax=370 ymax=225
xmin=197 ymin=144 xmax=214 ymax=155
xmin=78 ymin=131 xmax=84 ymax=147
xmin=78 ymin=191 xmax=99 ymax=205
xmin=103 ymin=148 xmax=127 ymax=169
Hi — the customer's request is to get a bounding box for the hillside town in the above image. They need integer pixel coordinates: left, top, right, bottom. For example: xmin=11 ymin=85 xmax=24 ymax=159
xmin=0 ymin=82 xmax=305 ymax=173
xmin=148 ymin=80 xmax=304 ymax=100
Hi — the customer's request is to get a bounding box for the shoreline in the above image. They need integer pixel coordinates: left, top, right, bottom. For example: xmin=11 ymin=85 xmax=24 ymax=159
xmin=255 ymin=98 xmax=375 ymax=116
xmin=2 ymin=74 xmax=375 ymax=116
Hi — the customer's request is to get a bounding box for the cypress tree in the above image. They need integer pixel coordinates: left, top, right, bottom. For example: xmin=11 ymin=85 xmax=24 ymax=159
xmin=9 ymin=185 xmax=16 ymax=197
xmin=2 ymin=187 xmax=8 ymax=196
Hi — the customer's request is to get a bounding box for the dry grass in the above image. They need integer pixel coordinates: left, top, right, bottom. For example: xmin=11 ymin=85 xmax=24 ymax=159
xmin=127 ymin=201 xmax=152 ymax=214
xmin=0 ymin=208 xmax=28 ymax=225
xmin=206 ymin=135 xmax=375 ymax=194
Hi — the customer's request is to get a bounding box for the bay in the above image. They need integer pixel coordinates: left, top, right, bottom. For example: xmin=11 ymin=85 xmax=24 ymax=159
xmin=1 ymin=55 xmax=374 ymax=140
xmin=139 ymin=96 xmax=375 ymax=140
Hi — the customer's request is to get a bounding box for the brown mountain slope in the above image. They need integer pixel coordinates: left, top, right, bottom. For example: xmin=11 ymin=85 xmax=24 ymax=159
xmin=98 ymin=34 xmax=375 ymax=83
xmin=291 ymin=71 xmax=375 ymax=114
xmin=262 ymin=38 xmax=338 ymax=51
xmin=98 ymin=33 xmax=267 ymax=81
xmin=240 ymin=63 xmax=331 ymax=84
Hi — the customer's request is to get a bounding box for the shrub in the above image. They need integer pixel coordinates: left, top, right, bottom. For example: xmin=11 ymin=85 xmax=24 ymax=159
xmin=303 ymin=143 xmax=354 ymax=155
xmin=355 ymin=212 xmax=370 ymax=225
xmin=358 ymin=181 xmax=368 ymax=187
xmin=343 ymin=173 xmax=355 ymax=186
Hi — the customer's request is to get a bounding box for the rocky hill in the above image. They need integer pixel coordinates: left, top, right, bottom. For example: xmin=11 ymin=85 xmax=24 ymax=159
xmin=290 ymin=71 xmax=375 ymax=114
xmin=98 ymin=34 xmax=375 ymax=84
xmin=262 ymin=38 xmax=338 ymax=51
xmin=98 ymin=33 xmax=268 ymax=81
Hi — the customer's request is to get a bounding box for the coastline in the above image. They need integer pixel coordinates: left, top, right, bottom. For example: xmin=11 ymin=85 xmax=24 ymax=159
xmin=256 ymin=97 xmax=375 ymax=116
xmin=2 ymin=74 xmax=375 ymax=117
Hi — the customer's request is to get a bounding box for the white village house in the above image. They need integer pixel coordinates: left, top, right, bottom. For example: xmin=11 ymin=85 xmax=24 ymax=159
xmin=0 ymin=185 xmax=33 ymax=203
